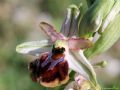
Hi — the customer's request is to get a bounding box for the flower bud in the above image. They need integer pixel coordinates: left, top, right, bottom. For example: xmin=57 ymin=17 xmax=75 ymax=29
xmin=93 ymin=61 xmax=108 ymax=68
xmin=78 ymin=0 xmax=114 ymax=38
xmin=65 ymin=74 xmax=91 ymax=90
xmin=98 ymin=0 xmax=120 ymax=33
xmin=85 ymin=13 xmax=120 ymax=58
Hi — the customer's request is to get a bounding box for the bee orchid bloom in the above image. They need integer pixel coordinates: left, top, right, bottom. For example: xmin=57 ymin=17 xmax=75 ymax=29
xmin=16 ymin=22 xmax=98 ymax=88
xmin=16 ymin=6 xmax=100 ymax=89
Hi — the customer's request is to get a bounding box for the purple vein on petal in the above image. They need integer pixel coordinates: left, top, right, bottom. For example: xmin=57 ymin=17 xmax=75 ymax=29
xmin=40 ymin=22 xmax=65 ymax=42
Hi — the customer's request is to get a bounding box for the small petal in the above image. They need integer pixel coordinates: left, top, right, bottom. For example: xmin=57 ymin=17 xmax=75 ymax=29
xmin=40 ymin=22 xmax=65 ymax=42
xmin=61 ymin=5 xmax=80 ymax=37
xmin=68 ymin=38 xmax=92 ymax=50
xmin=16 ymin=40 xmax=52 ymax=56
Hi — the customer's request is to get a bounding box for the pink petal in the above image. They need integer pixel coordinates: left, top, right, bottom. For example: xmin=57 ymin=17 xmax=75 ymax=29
xmin=60 ymin=5 xmax=80 ymax=37
xmin=68 ymin=38 xmax=92 ymax=50
xmin=40 ymin=22 xmax=65 ymax=42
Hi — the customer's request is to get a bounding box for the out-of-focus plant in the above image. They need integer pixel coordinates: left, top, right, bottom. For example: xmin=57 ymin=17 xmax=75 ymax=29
xmin=16 ymin=0 xmax=120 ymax=90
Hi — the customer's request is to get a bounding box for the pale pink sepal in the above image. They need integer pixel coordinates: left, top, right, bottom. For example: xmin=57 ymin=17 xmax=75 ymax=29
xmin=40 ymin=22 xmax=65 ymax=42
xmin=68 ymin=38 xmax=92 ymax=50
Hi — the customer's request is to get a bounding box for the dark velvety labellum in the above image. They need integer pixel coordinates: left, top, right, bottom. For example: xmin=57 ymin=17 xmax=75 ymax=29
xmin=28 ymin=52 xmax=69 ymax=84
xmin=52 ymin=46 xmax=65 ymax=54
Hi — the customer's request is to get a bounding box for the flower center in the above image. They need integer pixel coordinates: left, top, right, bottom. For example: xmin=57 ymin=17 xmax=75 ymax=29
xmin=41 ymin=46 xmax=65 ymax=70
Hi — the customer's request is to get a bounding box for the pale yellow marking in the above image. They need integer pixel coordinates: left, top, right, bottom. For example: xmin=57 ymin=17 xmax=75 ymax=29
xmin=60 ymin=76 xmax=69 ymax=85
xmin=39 ymin=76 xmax=69 ymax=87
xmin=40 ymin=79 xmax=59 ymax=88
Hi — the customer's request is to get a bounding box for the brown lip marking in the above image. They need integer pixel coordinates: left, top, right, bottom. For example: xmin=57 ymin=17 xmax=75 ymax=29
xmin=28 ymin=53 xmax=69 ymax=87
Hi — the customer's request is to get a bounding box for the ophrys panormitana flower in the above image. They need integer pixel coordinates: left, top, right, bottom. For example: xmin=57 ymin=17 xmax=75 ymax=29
xmin=16 ymin=5 xmax=99 ymax=88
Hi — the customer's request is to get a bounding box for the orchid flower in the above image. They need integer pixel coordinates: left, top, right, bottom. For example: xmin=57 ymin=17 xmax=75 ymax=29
xmin=16 ymin=5 xmax=100 ymax=89
xmin=65 ymin=73 xmax=91 ymax=90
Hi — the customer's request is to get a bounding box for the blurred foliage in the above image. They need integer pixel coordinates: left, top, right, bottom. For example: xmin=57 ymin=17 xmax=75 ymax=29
xmin=0 ymin=0 xmax=120 ymax=90
xmin=40 ymin=0 xmax=88 ymax=18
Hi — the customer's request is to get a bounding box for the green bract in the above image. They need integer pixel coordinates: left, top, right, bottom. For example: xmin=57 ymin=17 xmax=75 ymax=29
xmin=99 ymin=0 xmax=120 ymax=33
xmin=85 ymin=13 xmax=120 ymax=58
xmin=78 ymin=0 xmax=115 ymax=38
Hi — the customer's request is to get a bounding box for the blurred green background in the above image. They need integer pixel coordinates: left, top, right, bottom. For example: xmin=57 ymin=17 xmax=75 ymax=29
xmin=0 ymin=0 xmax=120 ymax=90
